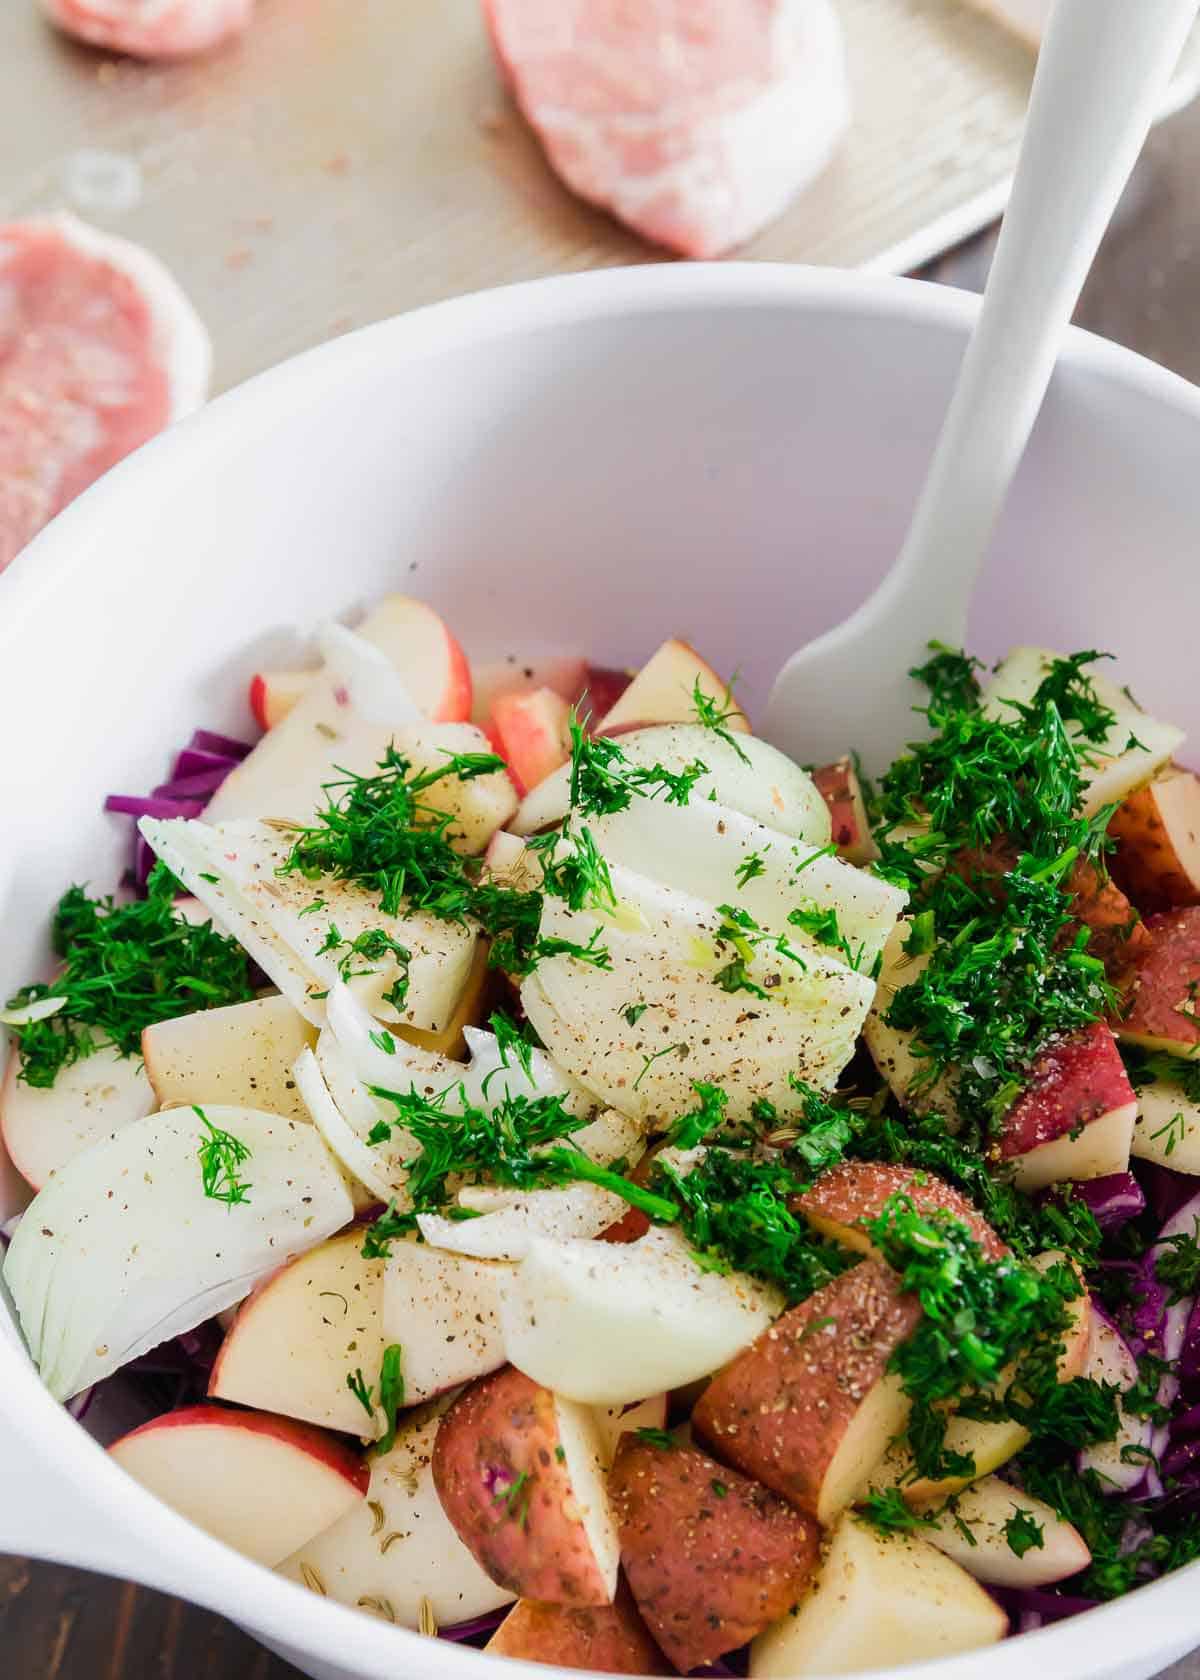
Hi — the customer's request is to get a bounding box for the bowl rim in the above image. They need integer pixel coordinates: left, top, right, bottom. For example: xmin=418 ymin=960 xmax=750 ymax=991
xmin=4 ymin=259 xmax=1200 ymax=1680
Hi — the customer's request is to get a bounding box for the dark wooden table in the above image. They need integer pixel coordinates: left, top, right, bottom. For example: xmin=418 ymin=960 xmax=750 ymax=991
xmin=6 ymin=79 xmax=1200 ymax=1680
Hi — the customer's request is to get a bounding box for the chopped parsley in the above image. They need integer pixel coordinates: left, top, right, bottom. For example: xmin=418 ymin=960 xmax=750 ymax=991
xmin=195 ymin=1107 xmax=252 ymax=1206
xmin=6 ymin=864 xmax=255 ymax=1088
xmin=1003 ymin=1507 xmax=1045 ymax=1558
xmin=375 ymin=1344 xmax=405 ymax=1455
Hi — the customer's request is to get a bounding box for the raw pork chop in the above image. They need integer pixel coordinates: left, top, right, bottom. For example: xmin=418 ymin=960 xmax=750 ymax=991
xmin=483 ymin=0 xmax=851 ymax=258
xmin=0 ymin=215 xmax=210 ymax=574
xmin=41 ymin=0 xmax=255 ymax=59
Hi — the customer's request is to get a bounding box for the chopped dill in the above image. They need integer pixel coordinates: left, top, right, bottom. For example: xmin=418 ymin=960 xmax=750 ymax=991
xmin=195 ymin=1106 xmax=253 ymax=1206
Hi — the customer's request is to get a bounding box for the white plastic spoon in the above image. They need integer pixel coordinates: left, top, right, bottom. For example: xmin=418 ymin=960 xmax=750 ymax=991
xmin=764 ymin=0 xmax=1200 ymax=773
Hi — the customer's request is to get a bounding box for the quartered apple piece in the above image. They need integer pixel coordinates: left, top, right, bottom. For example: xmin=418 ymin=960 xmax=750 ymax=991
xmin=110 ymin=1405 xmax=368 ymax=1568
xmin=692 ymin=1260 xmax=921 ymax=1524
xmin=869 ymin=1253 xmax=1092 ymax=1503
xmin=208 ymin=1230 xmax=386 ymax=1438
xmin=487 ymin=1584 xmax=670 ymax=1674
xmin=381 ymin=1238 xmax=511 ymax=1403
xmin=512 ymin=723 xmax=831 ymax=843
xmin=981 ymin=647 xmax=1183 ymax=817
xmin=750 ymin=1514 xmax=1007 ymax=1676
xmin=433 ymin=1365 xmax=620 ymax=1607
xmin=489 ymin=687 xmax=572 ymax=795
xmin=0 ymin=1042 xmax=154 ymax=1191
xmin=1117 ymin=906 xmax=1200 ymax=1056
xmin=611 ymin=1434 xmax=820 ymax=1674
xmin=586 ymin=797 xmax=904 ymax=970
xmin=997 ymin=1020 xmax=1136 ymax=1190
xmin=249 ymin=595 xmax=473 ymax=732
xmin=812 ymin=756 xmax=878 ymax=866
xmin=523 ymin=860 xmax=875 ymax=1124
xmin=794 ymin=1161 xmax=1007 ymax=1260
xmin=597 ymin=638 xmax=748 ymax=736
xmin=1111 ymin=766 xmax=1200 ymax=914
xmin=915 ymin=1475 xmax=1091 ymax=1587
xmin=2 ymin=1104 xmax=353 ymax=1401
xmin=279 ymin=1403 xmax=514 ymax=1628
xmin=498 ymin=1225 xmax=783 ymax=1407
xmin=140 ymin=816 xmax=478 ymax=1032
xmin=142 ymin=993 xmax=317 ymax=1121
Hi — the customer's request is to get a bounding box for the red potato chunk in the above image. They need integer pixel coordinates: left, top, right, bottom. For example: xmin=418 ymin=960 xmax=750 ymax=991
xmin=1111 ymin=768 xmax=1200 ymax=914
xmin=432 ymin=1365 xmax=619 ymax=1607
xmin=998 ymin=1020 xmax=1135 ymax=1160
xmin=811 ymin=757 xmax=876 ymax=866
xmin=608 ymin=1436 xmax=819 ymax=1673
xmin=793 ymin=1162 xmax=1007 ymax=1261
xmin=1116 ymin=906 xmax=1200 ymax=1055
xmin=692 ymin=1260 xmax=921 ymax=1525
xmin=487 ymin=1580 xmax=670 ymax=1673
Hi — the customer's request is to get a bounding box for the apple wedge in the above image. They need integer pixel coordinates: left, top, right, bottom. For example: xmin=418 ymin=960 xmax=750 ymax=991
xmin=692 ymin=1259 xmax=921 ymax=1524
xmin=794 ymin=1162 xmax=1007 ymax=1261
xmin=280 ymin=1402 xmax=515 ymax=1627
xmin=610 ymin=1434 xmax=820 ymax=1673
xmin=0 ymin=1042 xmax=154 ymax=1192
xmin=597 ymin=638 xmax=748 ymax=736
xmin=750 ymin=1513 xmax=1007 ymax=1676
xmin=1132 ymin=1070 xmax=1200 ymax=1172
xmin=142 ymin=993 xmax=317 ymax=1121
xmin=111 ymin=1404 xmax=367 ymax=1566
xmin=208 ymin=1230 xmax=386 ymax=1438
xmin=586 ymin=797 xmax=905 ymax=972
xmin=110 ymin=1404 xmax=367 ymax=1568
xmin=250 ymin=668 xmax=313 ymax=731
xmin=512 ymin=723 xmax=831 ymax=845
xmin=1110 ymin=767 xmax=1200 ymax=914
xmin=381 ymin=1237 xmax=511 ymax=1403
xmin=140 ymin=816 xmax=478 ymax=1033
xmin=433 ymin=1365 xmax=620 ymax=1606
xmin=471 ymin=654 xmax=589 ymax=722
xmin=487 ymin=1583 xmax=670 ymax=1673
xmin=869 ymin=1253 xmax=1092 ymax=1503
xmin=249 ymin=595 xmax=472 ymax=734
xmin=490 ymin=687 xmax=572 ymax=795
xmin=982 ymin=648 xmax=1183 ymax=817
xmin=998 ymin=1021 xmax=1137 ymax=1190
xmin=2 ymin=1104 xmax=353 ymax=1401
xmin=915 ymin=1475 xmax=1091 ymax=1587
xmin=1117 ymin=906 xmax=1200 ymax=1056
xmin=498 ymin=1225 xmax=783 ymax=1406
xmin=523 ymin=863 xmax=874 ymax=1124
xmin=812 ymin=757 xmax=878 ymax=866
xmin=1078 ymin=1310 xmax=1151 ymax=1492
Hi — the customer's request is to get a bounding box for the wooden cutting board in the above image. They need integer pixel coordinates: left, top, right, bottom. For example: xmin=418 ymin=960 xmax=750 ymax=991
xmin=2 ymin=0 xmax=1198 ymax=394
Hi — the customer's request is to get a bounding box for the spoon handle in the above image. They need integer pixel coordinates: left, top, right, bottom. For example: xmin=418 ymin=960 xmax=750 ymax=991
xmin=887 ymin=0 xmax=1199 ymax=637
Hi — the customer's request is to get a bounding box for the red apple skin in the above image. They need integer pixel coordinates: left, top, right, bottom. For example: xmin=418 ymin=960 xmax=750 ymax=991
xmin=111 ymin=1404 xmax=370 ymax=1495
xmin=1118 ymin=906 xmax=1200 ymax=1050
xmin=998 ymin=1021 xmax=1135 ymax=1159
xmin=436 ymin=629 xmax=473 ymax=724
xmin=1110 ymin=769 xmax=1200 ymax=915
xmin=812 ymin=758 xmax=874 ymax=865
xmin=249 ymin=671 xmax=271 ymax=731
xmin=490 ymin=688 xmax=572 ymax=795
xmin=575 ymin=666 xmax=632 ymax=725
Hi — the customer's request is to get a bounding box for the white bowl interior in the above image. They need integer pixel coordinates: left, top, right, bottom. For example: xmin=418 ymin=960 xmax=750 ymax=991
xmin=2 ymin=265 xmax=1200 ymax=1680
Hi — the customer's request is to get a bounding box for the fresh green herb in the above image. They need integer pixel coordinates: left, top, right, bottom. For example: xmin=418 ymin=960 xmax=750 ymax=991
xmin=528 ymin=823 xmax=616 ymax=914
xmin=635 ymin=1428 xmax=678 ymax=1450
xmin=622 ymin=1003 xmax=649 ymax=1027
xmin=633 ymin=1042 xmax=689 ymax=1091
xmin=375 ymin=1344 xmax=405 ymax=1454
xmin=735 ymin=851 xmax=768 ymax=889
xmin=691 ymin=678 xmax=750 ymax=763
xmin=6 ymin=864 xmax=255 ymax=1088
xmin=318 ymin=924 xmax=412 ymax=1010
xmin=710 ymin=1479 xmax=729 ymax=1498
xmin=487 ymin=1009 xmax=536 ymax=1085
xmin=493 ymin=1469 xmax=533 ymax=1527
xmin=1155 ymin=1219 xmax=1200 ymax=1304
xmin=196 ymin=1106 xmax=253 ymax=1206
xmin=346 ymin=1368 xmax=374 ymax=1421
xmin=1003 ymin=1508 xmax=1046 ymax=1558
xmin=567 ymin=717 xmax=708 ymax=817
xmin=859 ymin=1488 xmax=939 ymax=1537
xmin=788 ymin=902 xmax=867 ymax=971
xmin=369 ymin=1029 xmax=396 ymax=1056
xmin=360 ymin=1201 xmax=414 ymax=1260
xmin=1151 ymin=1110 xmax=1188 ymax=1157
xmin=667 ymin=1081 xmax=729 ymax=1148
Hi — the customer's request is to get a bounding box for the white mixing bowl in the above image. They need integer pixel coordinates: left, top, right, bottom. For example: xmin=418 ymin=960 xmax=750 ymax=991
xmin=2 ymin=264 xmax=1200 ymax=1680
